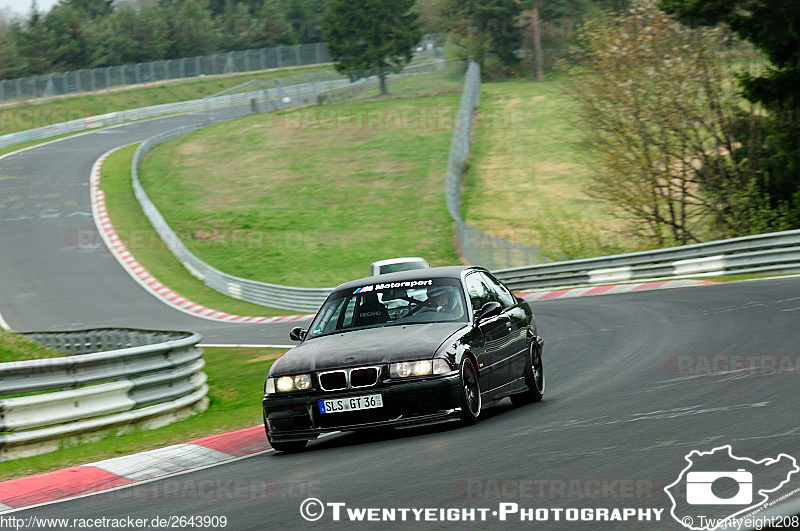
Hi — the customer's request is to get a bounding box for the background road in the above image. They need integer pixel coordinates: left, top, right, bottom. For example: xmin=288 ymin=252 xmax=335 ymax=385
xmin=0 ymin=108 xmax=301 ymax=344
xmin=13 ymin=277 xmax=800 ymax=529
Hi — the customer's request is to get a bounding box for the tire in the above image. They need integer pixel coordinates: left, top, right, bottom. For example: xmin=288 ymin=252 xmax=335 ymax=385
xmin=459 ymin=358 xmax=482 ymax=425
xmin=269 ymin=439 xmax=308 ymax=453
xmin=510 ymin=340 xmax=545 ymax=406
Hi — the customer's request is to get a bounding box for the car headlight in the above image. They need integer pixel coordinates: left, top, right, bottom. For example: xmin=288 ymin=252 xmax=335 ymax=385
xmin=390 ymin=359 xmax=451 ymax=378
xmin=265 ymin=374 xmax=312 ymax=394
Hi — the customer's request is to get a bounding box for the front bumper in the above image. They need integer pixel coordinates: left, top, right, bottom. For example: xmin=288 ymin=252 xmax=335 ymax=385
xmin=262 ymin=373 xmax=461 ymax=442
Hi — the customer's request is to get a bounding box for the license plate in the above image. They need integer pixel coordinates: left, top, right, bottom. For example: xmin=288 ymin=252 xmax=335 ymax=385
xmin=319 ymin=394 xmax=383 ymax=414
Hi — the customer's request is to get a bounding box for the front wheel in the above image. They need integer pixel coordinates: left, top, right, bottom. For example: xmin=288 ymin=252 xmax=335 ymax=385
xmin=459 ymin=358 xmax=481 ymax=425
xmin=510 ymin=340 xmax=544 ymax=406
xmin=269 ymin=438 xmax=308 ymax=453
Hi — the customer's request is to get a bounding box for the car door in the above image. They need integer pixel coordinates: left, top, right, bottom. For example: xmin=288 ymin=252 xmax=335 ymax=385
xmin=464 ymin=271 xmax=515 ymax=392
xmin=481 ymin=272 xmax=529 ymax=387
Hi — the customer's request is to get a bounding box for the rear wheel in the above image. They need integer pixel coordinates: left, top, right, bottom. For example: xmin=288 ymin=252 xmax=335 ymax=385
xmin=459 ymin=359 xmax=481 ymax=425
xmin=510 ymin=341 xmax=545 ymax=406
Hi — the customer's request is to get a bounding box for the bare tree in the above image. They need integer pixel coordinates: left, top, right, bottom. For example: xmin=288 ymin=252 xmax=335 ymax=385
xmin=571 ymin=0 xmax=775 ymax=246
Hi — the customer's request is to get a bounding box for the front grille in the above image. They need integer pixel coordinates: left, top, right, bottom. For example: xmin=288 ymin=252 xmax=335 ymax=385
xmin=319 ymin=371 xmax=347 ymax=391
xmin=317 ymin=366 xmax=381 ymax=391
xmin=350 ymin=367 xmax=379 ymax=388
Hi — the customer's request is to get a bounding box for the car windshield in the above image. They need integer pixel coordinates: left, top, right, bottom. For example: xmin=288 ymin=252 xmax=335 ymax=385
xmin=307 ymin=278 xmax=468 ymax=338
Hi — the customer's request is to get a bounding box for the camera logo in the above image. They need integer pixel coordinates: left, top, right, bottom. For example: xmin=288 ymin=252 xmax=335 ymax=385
xmin=665 ymin=445 xmax=799 ymax=530
xmin=686 ymin=469 xmax=752 ymax=505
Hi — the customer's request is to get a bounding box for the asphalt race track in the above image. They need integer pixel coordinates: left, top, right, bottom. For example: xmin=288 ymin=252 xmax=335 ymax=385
xmin=6 ymin=278 xmax=799 ymax=529
xmin=0 ymin=107 xmax=301 ymax=344
xmin=2 ymin=112 xmax=800 ymax=529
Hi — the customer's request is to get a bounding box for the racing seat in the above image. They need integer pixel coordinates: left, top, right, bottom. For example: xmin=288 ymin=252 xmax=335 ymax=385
xmin=353 ymin=292 xmax=389 ymax=327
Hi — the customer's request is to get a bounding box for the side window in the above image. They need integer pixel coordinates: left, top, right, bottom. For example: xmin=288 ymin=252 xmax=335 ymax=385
xmin=340 ymin=297 xmax=356 ymax=328
xmin=464 ymin=273 xmax=496 ymax=312
xmin=482 ymin=273 xmax=517 ymax=308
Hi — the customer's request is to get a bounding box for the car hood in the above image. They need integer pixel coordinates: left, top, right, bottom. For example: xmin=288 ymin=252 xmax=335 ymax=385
xmin=271 ymin=322 xmax=468 ymax=375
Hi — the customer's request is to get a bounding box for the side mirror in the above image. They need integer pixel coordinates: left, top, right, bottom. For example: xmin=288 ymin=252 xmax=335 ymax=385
xmin=289 ymin=327 xmax=307 ymax=342
xmin=475 ymin=301 xmax=502 ymax=322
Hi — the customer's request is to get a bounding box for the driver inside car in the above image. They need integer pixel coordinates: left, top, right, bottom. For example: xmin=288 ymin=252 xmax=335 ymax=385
xmin=428 ymin=286 xmax=463 ymax=317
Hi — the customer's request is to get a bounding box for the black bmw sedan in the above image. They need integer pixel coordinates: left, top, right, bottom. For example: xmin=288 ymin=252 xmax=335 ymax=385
xmin=262 ymin=266 xmax=544 ymax=452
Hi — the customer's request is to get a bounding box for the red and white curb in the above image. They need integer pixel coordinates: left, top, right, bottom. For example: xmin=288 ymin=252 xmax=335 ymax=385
xmin=90 ymin=147 xmax=313 ymax=324
xmin=0 ymin=425 xmax=270 ymax=513
xmin=518 ymin=279 xmax=713 ymax=301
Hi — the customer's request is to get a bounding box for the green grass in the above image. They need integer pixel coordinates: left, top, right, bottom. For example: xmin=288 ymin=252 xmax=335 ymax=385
xmin=0 ymin=64 xmax=335 ymax=136
xmin=353 ymin=62 xmax=465 ymax=101
xmin=138 ymin=92 xmax=461 ymax=288
xmin=461 ymin=79 xmax=646 ymax=262
xmin=0 ymin=329 xmax=65 ymax=362
xmin=0 ymin=346 xmax=283 ymax=481
xmin=101 ymin=146 xmax=291 ymax=316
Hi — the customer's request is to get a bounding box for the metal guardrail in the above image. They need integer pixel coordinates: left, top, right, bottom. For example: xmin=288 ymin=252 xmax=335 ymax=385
xmin=0 ymin=329 xmax=206 ymax=461
xmin=129 ymin=61 xmax=449 ymax=312
xmin=492 ymin=229 xmax=800 ymax=291
xmin=439 ymin=62 xmax=800 ymax=287
xmin=0 ymin=70 xmax=352 ymax=150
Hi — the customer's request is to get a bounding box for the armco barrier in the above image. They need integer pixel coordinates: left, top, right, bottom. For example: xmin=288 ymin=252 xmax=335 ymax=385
xmin=127 ymin=61 xmax=449 ymax=312
xmin=493 ymin=230 xmax=800 ymax=291
xmin=0 ymin=329 xmax=207 ymax=461
xmin=0 ymin=70 xmax=351 ymax=150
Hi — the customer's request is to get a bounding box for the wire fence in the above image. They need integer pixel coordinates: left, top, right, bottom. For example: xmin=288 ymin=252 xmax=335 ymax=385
xmin=0 ymin=43 xmax=329 ymax=104
xmin=0 ymin=36 xmax=445 ymax=105
xmin=444 ymin=61 xmax=546 ymax=269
